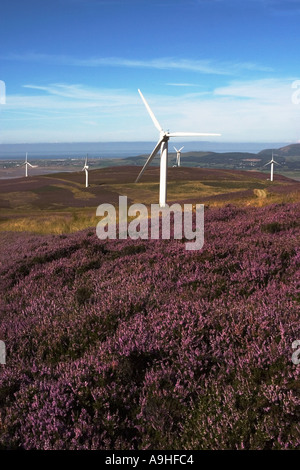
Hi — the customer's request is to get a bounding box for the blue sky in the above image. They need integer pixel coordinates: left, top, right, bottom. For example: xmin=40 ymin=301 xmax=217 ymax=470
xmin=0 ymin=0 xmax=300 ymax=143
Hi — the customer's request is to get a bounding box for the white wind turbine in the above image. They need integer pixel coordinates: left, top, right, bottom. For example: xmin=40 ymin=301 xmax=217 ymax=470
xmin=174 ymin=146 xmax=184 ymax=167
xmin=135 ymin=89 xmax=221 ymax=207
xmin=82 ymin=154 xmax=89 ymax=187
xmin=22 ymin=153 xmax=37 ymax=177
xmin=264 ymin=151 xmax=280 ymax=182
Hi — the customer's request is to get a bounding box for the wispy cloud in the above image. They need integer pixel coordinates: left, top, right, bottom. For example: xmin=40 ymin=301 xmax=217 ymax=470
xmin=22 ymin=84 xmax=139 ymax=107
xmin=166 ymin=83 xmax=200 ymax=87
xmin=2 ymin=79 xmax=299 ymax=143
xmin=214 ymin=78 xmax=296 ymax=101
xmin=2 ymin=53 xmax=273 ymax=75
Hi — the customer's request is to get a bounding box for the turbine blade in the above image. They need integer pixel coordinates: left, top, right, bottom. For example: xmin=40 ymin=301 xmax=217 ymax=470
xmin=138 ymin=89 xmax=163 ymax=132
xmin=173 ymin=146 xmax=178 ymax=152
xmin=263 ymin=161 xmax=271 ymax=167
xmin=179 ymin=146 xmax=184 ymax=152
xmin=135 ymin=138 xmax=163 ymax=183
xmin=168 ymin=132 xmax=221 ymax=137
xmin=27 ymin=163 xmax=34 ymax=168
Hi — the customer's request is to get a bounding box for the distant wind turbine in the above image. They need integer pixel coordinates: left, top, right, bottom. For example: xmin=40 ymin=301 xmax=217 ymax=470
xmin=82 ymin=154 xmax=89 ymax=187
xmin=22 ymin=153 xmax=37 ymax=177
xmin=135 ymin=89 xmax=221 ymax=207
xmin=173 ymin=146 xmax=184 ymax=167
xmin=264 ymin=151 xmax=280 ymax=182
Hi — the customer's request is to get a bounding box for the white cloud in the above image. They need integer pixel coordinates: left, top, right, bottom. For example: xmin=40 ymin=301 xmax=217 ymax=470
xmin=214 ymin=78 xmax=295 ymax=101
xmin=1 ymin=79 xmax=300 ymax=143
xmin=5 ymin=85 xmax=139 ymax=116
xmin=2 ymin=53 xmax=273 ymax=75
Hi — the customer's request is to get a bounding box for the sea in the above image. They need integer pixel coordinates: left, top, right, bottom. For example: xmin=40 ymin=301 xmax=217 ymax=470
xmin=0 ymin=141 xmax=291 ymax=161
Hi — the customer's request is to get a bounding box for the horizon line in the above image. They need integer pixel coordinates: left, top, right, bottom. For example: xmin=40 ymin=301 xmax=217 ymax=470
xmin=0 ymin=140 xmax=293 ymax=146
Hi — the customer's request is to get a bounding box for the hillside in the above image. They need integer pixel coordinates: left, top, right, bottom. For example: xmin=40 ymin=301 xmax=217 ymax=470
xmin=126 ymin=150 xmax=260 ymax=166
xmin=122 ymin=145 xmax=300 ymax=174
xmin=259 ymin=143 xmax=300 ymax=157
xmin=0 ymin=166 xmax=299 ymax=234
xmin=0 ymin=202 xmax=299 ymax=449
xmin=0 ymin=161 xmax=299 ymax=450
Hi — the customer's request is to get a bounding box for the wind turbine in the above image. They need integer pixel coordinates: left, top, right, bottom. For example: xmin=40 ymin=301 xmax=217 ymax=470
xmin=22 ymin=153 xmax=37 ymax=177
xmin=135 ymin=89 xmax=221 ymax=207
xmin=264 ymin=151 xmax=280 ymax=182
xmin=174 ymin=146 xmax=184 ymax=167
xmin=82 ymin=154 xmax=89 ymax=187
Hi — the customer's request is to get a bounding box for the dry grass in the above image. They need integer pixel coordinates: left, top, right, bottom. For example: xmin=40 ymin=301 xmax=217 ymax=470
xmin=0 ymin=167 xmax=298 ymax=235
xmin=107 ymin=181 xmax=251 ymax=205
xmin=1 ymin=186 xmax=299 ymax=235
xmin=53 ymin=183 xmax=96 ymax=200
xmin=0 ymin=207 xmax=143 ymax=235
xmin=0 ymin=211 xmax=99 ymax=235
xmin=0 ymin=191 xmax=39 ymax=209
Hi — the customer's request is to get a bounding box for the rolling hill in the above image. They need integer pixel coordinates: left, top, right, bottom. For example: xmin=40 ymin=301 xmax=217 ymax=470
xmin=0 ymin=166 xmax=299 ymax=234
xmin=260 ymin=143 xmax=300 ymax=157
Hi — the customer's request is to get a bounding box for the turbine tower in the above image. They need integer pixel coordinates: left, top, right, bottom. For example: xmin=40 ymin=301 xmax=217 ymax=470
xmin=264 ymin=151 xmax=280 ymax=182
xmin=174 ymin=146 xmax=184 ymax=167
xmin=22 ymin=153 xmax=37 ymax=177
xmin=82 ymin=154 xmax=89 ymax=187
xmin=135 ymin=89 xmax=221 ymax=207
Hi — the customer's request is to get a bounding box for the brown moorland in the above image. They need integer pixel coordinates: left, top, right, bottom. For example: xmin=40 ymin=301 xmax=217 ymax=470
xmin=0 ymin=166 xmax=299 ymax=233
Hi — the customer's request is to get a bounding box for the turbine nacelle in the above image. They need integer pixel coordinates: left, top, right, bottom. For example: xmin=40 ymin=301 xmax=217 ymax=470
xmin=82 ymin=154 xmax=90 ymax=169
xmin=160 ymin=132 xmax=169 ymax=142
xmin=264 ymin=152 xmax=280 ymax=167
